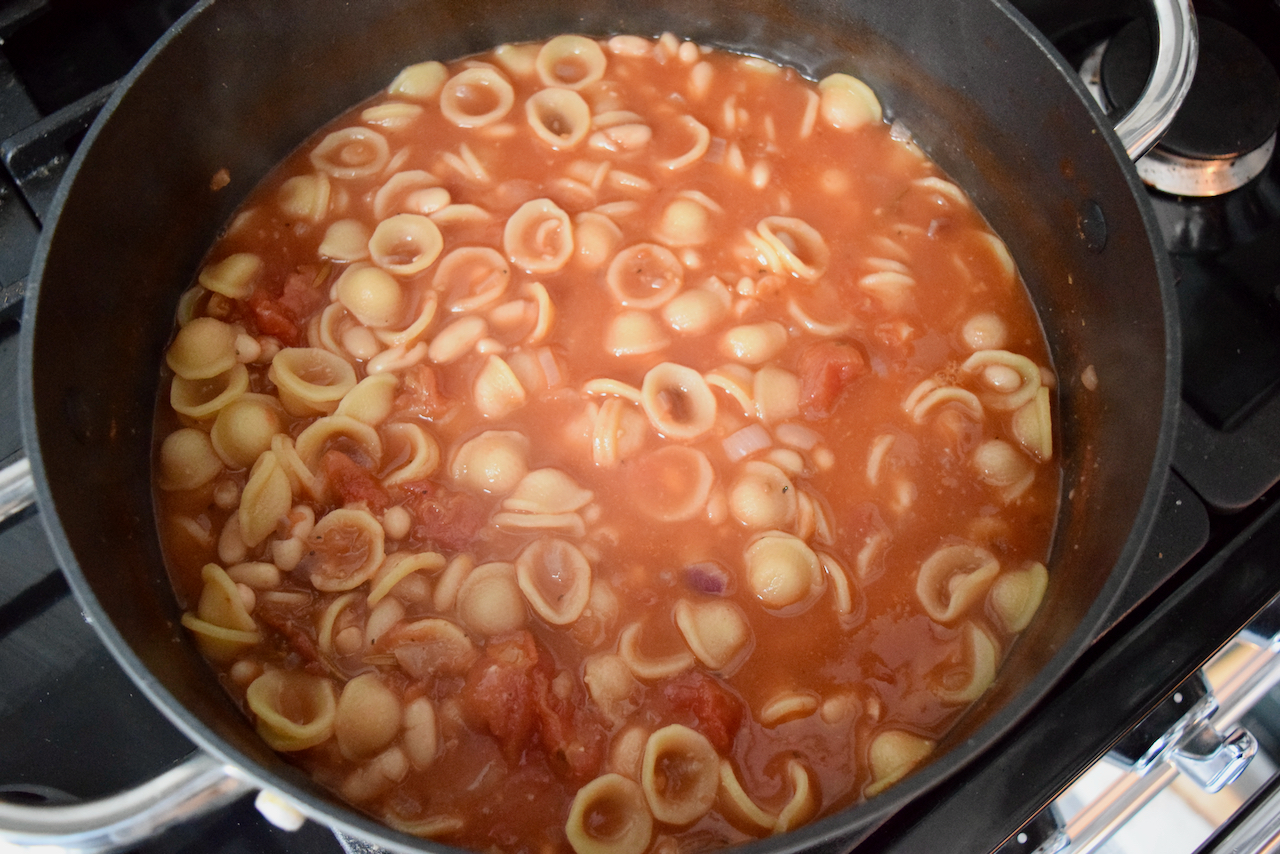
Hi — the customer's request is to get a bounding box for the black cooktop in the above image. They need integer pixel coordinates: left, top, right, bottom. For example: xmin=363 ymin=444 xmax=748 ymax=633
xmin=1 ymin=1 xmax=1278 ymax=852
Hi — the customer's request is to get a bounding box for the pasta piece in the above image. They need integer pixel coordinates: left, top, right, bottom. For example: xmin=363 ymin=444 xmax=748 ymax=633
xmin=387 ymin=60 xmax=448 ymax=101
xmin=618 ymin=623 xmax=695 ymax=681
xmin=316 ymin=591 xmax=360 ymax=658
xmin=473 ymin=355 xmax=528 ymax=418
xmin=743 ymin=532 xmax=824 ymax=611
xmin=492 ymin=510 xmax=586 ymax=538
xmin=434 ymin=246 xmax=511 ymax=313
xmin=990 ymin=561 xmax=1049 ymax=633
xmin=374 ymin=170 xmax=445 ymax=220
xmin=238 ymin=450 xmax=293 ymax=548
xmin=335 ymin=373 xmax=398 ymax=426
xmin=565 ymin=774 xmax=653 ymax=854
xmin=210 ymin=396 xmax=283 ymax=470
xmin=450 ymin=430 xmax=530 ymax=495
xmin=505 ymin=468 xmax=594 ymax=515
xmin=773 ymin=760 xmax=818 ymax=833
xmin=820 ymin=551 xmax=855 ymax=616
xmin=368 ymin=214 xmax=444 ymax=277
xmin=753 ymin=217 xmax=828 ymax=281
xmin=858 ymin=270 xmax=915 ymax=310
xmin=311 ymin=127 xmax=390 ymax=179
xmin=717 ymin=760 xmax=776 ymax=834
xmin=631 ymin=446 xmax=714 ymax=522
xmin=294 ymin=415 xmax=382 ymax=473
xmin=721 ymin=321 xmax=788 ymax=365
xmin=536 ymin=35 xmax=607 ymax=90
xmin=516 ymin=537 xmax=593 ymax=625
xmin=183 ymin=563 xmax=260 ymax=661
xmin=302 ymin=507 xmax=386 ymax=592
xmin=907 ymin=385 xmax=984 ymax=424
xmin=583 ymin=654 xmax=640 ymax=723
xmin=526 ymin=87 xmax=591 ymax=149
xmin=440 ymin=66 xmax=515 ymax=128
xmin=383 ymin=617 xmax=479 ymax=679
xmin=607 ymin=244 xmax=684 ymax=309
xmin=334 ymin=672 xmax=403 ymax=760
xmin=817 ymin=73 xmax=882 ymax=130
xmin=575 ymin=211 xmax=624 ymax=269
xmin=934 ymin=622 xmax=999 ymax=705
xmin=915 ymin=544 xmax=1000 ymax=623
xmin=246 ymin=670 xmax=337 ymax=751
xmin=369 ymin=551 xmax=446 ymax=607
xmin=728 ymin=461 xmax=796 ymax=530
xmin=673 ymin=599 xmax=750 ymax=671
xmin=504 ymin=198 xmax=574 ymax=274
xmin=362 ymin=101 xmax=423 ymax=131
xmin=641 ymin=724 xmax=720 ymax=825
xmin=865 ymin=730 xmax=934 ymax=797
xmin=456 ymin=561 xmax=527 ymax=636
xmin=380 ymin=422 xmax=442 ymax=487
xmin=606 ymin=310 xmax=670 ymax=356
xmin=654 ymin=198 xmax=712 ymax=248
xmin=961 ymin=349 xmax=1042 ymax=411
xmin=758 ymin=692 xmax=818 ymax=728
xmin=640 ymin=362 xmax=717 ymax=441
xmin=1012 ymin=386 xmax=1053 ymax=462
xmin=753 ymin=365 xmax=800 ymax=424
xmin=319 ymin=219 xmax=372 ymax=261
xmin=158 ymin=427 xmax=223 ymax=491
xmin=657 ymin=115 xmax=711 ymax=170
xmin=198 ymin=253 xmax=261 ymax=300
xmin=972 ymin=439 xmax=1035 ymax=501
xmin=591 ymin=397 xmax=648 ymax=468
xmin=267 ymin=348 xmax=358 ymax=417
xmin=277 ymin=173 xmax=331 ymax=222
xmin=170 ymin=364 xmax=249 ymax=420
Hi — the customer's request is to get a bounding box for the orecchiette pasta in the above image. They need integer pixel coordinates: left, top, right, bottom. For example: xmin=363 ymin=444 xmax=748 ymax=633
xmin=159 ymin=34 xmax=1060 ymax=852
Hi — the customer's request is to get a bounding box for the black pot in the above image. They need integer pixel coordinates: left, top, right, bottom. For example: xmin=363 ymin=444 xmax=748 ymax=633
xmin=6 ymin=0 xmax=1189 ymax=850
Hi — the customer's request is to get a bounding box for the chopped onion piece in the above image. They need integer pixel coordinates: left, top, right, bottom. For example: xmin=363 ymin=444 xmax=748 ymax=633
xmin=722 ymin=424 xmax=771 ymax=461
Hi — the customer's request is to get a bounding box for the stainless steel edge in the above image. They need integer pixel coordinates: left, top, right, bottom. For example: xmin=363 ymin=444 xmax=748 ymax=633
xmin=0 ymin=457 xmax=36 ymax=528
xmin=0 ymin=753 xmax=254 ymax=853
xmin=1114 ymin=0 xmax=1199 ymax=161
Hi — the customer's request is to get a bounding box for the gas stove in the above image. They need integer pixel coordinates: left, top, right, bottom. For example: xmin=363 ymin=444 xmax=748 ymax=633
xmin=0 ymin=1 xmax=1278 ymax=853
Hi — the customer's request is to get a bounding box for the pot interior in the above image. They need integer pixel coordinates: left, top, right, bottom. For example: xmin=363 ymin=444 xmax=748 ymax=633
xmin=22 ymin=0 xmax=1173 ymax=849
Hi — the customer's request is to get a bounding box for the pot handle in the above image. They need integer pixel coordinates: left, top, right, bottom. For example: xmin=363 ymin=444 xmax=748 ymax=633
xmin=0 ymin=456 xmax=36 ymax=529
xmin=1114 ymin=0 xmax=1198 ymax=160
xmin=0 ymin=752 xmax=254 ymax=852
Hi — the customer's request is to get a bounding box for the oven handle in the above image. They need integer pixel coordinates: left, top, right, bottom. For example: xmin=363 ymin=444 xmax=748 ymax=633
xmin=1112 ymin=0 xmax=1198 ymax=160
xmin=0 ymin=752 xmax=254 ymax=853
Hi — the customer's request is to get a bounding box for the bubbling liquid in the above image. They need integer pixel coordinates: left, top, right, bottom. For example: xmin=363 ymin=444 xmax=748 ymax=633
xmin=155 ymin=32 xmax=1059 ymax=854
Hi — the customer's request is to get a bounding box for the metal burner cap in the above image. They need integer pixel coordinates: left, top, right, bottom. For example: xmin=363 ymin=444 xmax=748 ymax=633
xmin=1102 ymin=17 xmax=1280 ymax=196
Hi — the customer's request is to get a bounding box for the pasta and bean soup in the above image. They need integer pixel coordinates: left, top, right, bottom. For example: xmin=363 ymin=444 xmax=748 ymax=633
xmin=154 ymin=32 xmax=1059 ymax=854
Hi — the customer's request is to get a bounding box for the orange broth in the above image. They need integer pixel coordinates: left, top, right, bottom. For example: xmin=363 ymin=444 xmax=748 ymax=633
xmin=154 ymin=33 xmax=1060 ymax=854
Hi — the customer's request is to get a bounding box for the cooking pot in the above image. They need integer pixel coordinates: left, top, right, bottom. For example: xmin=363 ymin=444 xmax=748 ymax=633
xmin=0 ymin=0 xmax=1194 ymax=850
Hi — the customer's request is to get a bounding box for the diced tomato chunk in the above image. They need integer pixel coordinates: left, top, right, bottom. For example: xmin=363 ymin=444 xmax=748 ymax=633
xmin=462 ymin=633 xmax=606 ymax=781
xmin=395 ymin=479 xmax=488 ymax=551
xmin=244 ymin=268 xmax=328 ymax=347
xmin=798 ymin=339 xmax=869 ymax=419
xmin=394 ymin=363 xmax=454 ymax=418
xmin=660 ymin=671 xmax=744 ymax=753
xmin=321 ymin=450 xmax=389 ymax=513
